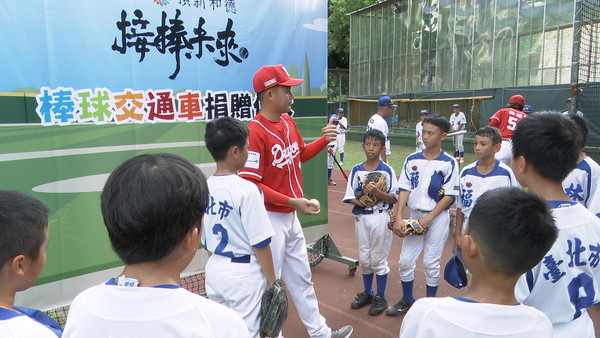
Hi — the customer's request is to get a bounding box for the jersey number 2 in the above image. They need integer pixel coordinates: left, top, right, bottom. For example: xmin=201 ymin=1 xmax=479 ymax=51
xmin=213 ymin=224 xmax=234 ymax=258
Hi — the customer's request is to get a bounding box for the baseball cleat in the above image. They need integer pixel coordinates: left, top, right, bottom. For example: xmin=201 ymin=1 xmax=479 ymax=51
xmin=368 ymin=295 xmax=388 ymax=315
xmin=385 ymin=298 xmax=413 ymax=316
xmin=351 ymin=291 xmax=373 ymax=309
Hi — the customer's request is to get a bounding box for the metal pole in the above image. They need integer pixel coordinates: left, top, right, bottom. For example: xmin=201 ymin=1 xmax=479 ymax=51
xmin=571 ymin=0 xmax=583 ymax=114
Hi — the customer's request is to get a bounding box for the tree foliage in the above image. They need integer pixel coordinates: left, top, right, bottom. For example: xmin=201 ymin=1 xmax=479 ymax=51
xmin=328 ymin=0 xmax=378 ymax=69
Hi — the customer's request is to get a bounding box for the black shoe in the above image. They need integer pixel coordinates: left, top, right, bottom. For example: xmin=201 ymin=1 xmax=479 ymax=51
xmin=351 ymin=291 xmax=373 ymax=309
xmin=368 ymin=295 xmax=388 ymax=315
xmin=385 ymin=298 xmax=413 ymax=316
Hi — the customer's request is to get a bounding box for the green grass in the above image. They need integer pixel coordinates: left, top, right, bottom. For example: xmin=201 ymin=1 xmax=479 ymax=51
xmin=337 ymin=141 xmax=478 ymax=172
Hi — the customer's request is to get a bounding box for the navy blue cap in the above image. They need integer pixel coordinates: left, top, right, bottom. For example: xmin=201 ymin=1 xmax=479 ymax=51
xmin=337 ymin=107 xmax=344 ymax=113
xmin=377 ymin=96 xmax=397 ymax=107
xmin=329 ymin=113 xmax=339 ymax=122
xmin=523 ymin=105 xmax=532 ymax=113
xmin=427 ymin=171 xmax=445 ymax=202
xmin=452 ymin=103 xmax=460 ymax=108
xmin=420 ymin=109 xmax=429 ymax=115
xmin=444 ymin=248 xmax=468 ymax=289
xmin=567 ymin=97 xmax=572 ymax=102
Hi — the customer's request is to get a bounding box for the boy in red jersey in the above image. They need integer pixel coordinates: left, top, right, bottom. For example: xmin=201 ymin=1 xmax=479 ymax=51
xmin=239 ymin=65 xmax=353 ymax=338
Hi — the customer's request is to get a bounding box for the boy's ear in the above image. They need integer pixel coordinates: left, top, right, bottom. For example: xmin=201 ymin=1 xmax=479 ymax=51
xmin=462 ymin=234 xmax=479 ymax=259
xmin=11 ymin=255 xmax=27 ymax=277
xmin=493 ymin=143 xmax=501 ymax=154
xmin=440 ymin=132 xmax=447 ymax=140
xmin=513 ymin=155 xmax=527 ymax=175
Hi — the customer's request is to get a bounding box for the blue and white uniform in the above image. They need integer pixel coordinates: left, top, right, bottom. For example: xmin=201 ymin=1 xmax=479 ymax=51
xmin=457 ymin=160 xmax=519 ymax=234
xmin=202 ymin=174 xmax=275 ymax=338
xmin=415 ymin=121 xmax=425 ymax=152
xmin=400 ymin=297 xmax=553 ymax=337
xmin=367 ymin=114 xmax=391 ymax=157
xmin=515 ymin=201 xmax=600 ymax=338
xmin=0 ymin=307 xmax=62 ymax=338
xmin=397 ymin=151 xmax=460 ymax=286
xmin=336 ymin=115 xmax=348 ymax=158
xmin=449 ymin=111 xmax=467 ymax=154
xmin=343 ymin=161 xmax=398 ymax=276
xmin=563 ymin=157 xmax=600 ymax=217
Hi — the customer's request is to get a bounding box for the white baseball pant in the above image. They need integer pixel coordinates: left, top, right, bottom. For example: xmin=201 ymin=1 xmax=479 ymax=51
xmin=336 ymin=133 xmax=345 ymax=155
xmin=327 ymin=144 xmax=336 ymax=170
xmin=267 ymin=211 xmax=331 ymax=338
xmin=205 ymin=254 xmax=266 ymax=338
xmin=398 ymin=209 xmax=450 ymax=286
xmin=354 ymin=212 xmax=392 ymax=275
xmin=453 ymin=134 xmax=464 ymax=153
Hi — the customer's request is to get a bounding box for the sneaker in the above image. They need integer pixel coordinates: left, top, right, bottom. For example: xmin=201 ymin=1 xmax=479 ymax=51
xmin=385 ymin=298 xmax=413 ymax=316
xmin=328 ymin=179 xmax=336 ymax=186
xmin=339 ymin=161 xmax=344 ymax=165
xmin=351 ymin=291 xmax=373 ymax=309
xmin=460 ymin=158 xmax=465 ymax=163
xmin=368 ymin=295 xmax=388 ymax=315
xmin=331 ymin=325 xmax=353 ymax=338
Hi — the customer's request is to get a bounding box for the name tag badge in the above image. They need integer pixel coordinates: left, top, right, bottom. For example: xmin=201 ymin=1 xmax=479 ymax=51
xmin=245 ymin=151 xmax=260 ymax=169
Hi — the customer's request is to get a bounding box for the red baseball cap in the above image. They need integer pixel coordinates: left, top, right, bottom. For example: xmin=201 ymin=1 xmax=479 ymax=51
xmin=509 ymin=94 xmax=525 ymax=105
xmin=253 ymin=65 xmax=303 ymax=93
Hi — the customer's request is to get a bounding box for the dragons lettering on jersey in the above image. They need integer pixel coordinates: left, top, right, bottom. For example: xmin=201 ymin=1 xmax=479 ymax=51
xmin=271 ymin=141 xmax=299 ymax=169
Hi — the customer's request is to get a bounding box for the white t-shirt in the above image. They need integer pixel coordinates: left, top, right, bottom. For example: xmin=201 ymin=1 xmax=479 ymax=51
xmin=400 ymin=297 xmax=553 ymax=337
xmin=367 ymin=114 xmax=391 ymax=156
xmin=63 ymin=282 xmax=250 ymax=337
xmin=515 ymin=202 xmax=600 ymax=337
xmin=202 ymin=175 xmax=275 ymax=257
xmin=450 ymin=111 xmax=466 ymax=132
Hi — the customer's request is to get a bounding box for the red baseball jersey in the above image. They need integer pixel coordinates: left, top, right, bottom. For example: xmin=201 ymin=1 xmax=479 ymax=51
xmin=239 ymin=113 xmax=307 ymax=213
xmin=489 ymin=107 xmax=526 ymax=139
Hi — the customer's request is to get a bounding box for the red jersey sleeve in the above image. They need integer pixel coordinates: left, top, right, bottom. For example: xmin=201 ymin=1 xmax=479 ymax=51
xmin=489 ymin=111 xmax=502 ymax=127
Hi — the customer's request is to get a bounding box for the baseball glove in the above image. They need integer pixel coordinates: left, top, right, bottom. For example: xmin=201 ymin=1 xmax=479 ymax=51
xmin=260 ymin=279 xmax=288 ymax=338
xmin=404 ymin=218 xmax=427 ymax=236
xmin=357 ymin=172 xmax=387 ymax=207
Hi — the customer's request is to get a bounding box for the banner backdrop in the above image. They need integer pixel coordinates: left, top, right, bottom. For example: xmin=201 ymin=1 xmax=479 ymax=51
xmin=2 ymin=0 xmax=328 ymax=310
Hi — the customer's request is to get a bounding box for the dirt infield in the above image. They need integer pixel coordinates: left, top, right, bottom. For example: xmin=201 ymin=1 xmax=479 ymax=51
xmin=281 ymin=170 xmax=466 ymax=337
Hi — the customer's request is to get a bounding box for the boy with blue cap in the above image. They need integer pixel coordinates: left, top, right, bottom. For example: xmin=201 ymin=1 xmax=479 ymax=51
xmin=367 ymin=96 xmax=396 ymax=163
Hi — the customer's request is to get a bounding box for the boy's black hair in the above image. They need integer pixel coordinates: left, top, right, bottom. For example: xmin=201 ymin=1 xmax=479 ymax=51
xmin=467 ymin=187 xmax=557 ymax=276
xmin=507 ymin=102 xmax=524 ymax=111
xmin=423 ymin=114 xmax=451 ymax=133
xmin=101 ymin=153 xmax=209 ymax=265
xmin=475 ymin=126 xmax=502 ymax=145
xmin=0 ymin=191 xmax=49 ymax=268
xmin=363 ymin=128 xmax=386 ymax=145
xmin=567 ymin=114 xmax=588 ymax=149
xmin=512 ymin=112 xmax=581 ymax=182
xmin=205 ymin=117 xmax=249 ymax=161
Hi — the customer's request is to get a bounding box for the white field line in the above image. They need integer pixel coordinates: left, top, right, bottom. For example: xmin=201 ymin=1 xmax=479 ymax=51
xmin=0 ymin=141 xmax=205 ymax=162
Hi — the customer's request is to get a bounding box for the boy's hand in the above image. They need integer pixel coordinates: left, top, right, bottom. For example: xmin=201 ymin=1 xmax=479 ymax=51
xmin=322 ymin=125 xmax=337 ymax=142
xmin=288 ymin=198 xmax=320 ymax=215
xmin=392 ymin=217 xmax=408 ymax=237
xmin=363 ymin=182 xmax=379 ymax=196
